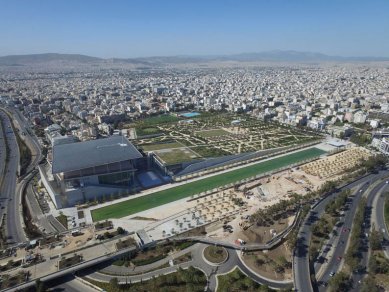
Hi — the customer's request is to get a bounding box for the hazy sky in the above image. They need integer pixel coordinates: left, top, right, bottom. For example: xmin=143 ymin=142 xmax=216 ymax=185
xmin=1 ymin=0 xmax=388 ymax=58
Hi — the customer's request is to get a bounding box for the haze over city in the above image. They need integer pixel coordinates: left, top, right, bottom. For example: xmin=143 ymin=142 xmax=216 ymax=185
xmin=1 ymin=0 xmax=389 ymax=58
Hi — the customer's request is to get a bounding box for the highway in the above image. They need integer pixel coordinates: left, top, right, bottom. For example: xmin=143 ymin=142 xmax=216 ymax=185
xmin=316 ymin=178 xmax=389 ymax=291
xmin=0 ymin=106 xmax=43 ymax=244
xmin=348 ymin=181 xmax=389 ymax=290
xmin=0 ymin=109 xmax=25 ymax=243
xmin=7 ymin=107 xmax=43 ymax=172
xmin=293 ymin=170 xmax=389 ymax=292
xmin=316 ymin=184 xmax=367 ymax=290
xmin=372 ymin=180 xmax=389 ymax=259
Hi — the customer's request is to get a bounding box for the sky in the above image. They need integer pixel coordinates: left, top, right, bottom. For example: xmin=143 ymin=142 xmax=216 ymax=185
xmin=0 ymin=0 xmax=388 ymax=58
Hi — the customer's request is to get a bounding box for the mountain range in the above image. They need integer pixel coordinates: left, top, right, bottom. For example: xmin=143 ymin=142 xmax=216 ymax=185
xmin=1 ymin=51 xmax=388 ymax=66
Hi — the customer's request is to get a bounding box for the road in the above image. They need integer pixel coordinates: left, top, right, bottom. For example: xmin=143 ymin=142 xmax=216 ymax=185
xmin=373 ymin=181 xmax=389 ymax=259
xmin=0 ymin=106 xmax=44 ymax=244
xmin=348 ymin=181 xmax=389 ymax=290
xmin=0 ymin=109 xmax=25 ymax=243
xmin=8 ymin=107 xmax=43 ymax=172
xmin=79 ymin=243 xmax=293 ymax=291
xmin=0 ymin=116 xmax=6 ymax=189
xmin=316 ymin=178 xmax=389 ymax=291
xmin=315 ymin=183 xmax=368 ymax=290
xmin=293 ymin=170 xmax=389 ymax=292
xmin=47 ymin=275 xmax=98 ymax=292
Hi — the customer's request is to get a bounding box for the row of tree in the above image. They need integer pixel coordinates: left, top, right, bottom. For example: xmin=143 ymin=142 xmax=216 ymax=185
xmin=344 ymin=197 xmax=367 ymax=271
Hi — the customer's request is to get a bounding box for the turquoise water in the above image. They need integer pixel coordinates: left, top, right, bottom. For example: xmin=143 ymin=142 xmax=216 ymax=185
xmin=182 ymin=112 xmax=200 ymax=118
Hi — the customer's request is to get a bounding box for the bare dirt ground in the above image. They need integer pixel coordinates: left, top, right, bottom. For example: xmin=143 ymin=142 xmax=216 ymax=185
xmin=242 ymin=243 xmax=293 ymax=281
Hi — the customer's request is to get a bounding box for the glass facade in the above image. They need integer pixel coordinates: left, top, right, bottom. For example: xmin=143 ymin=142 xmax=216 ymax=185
xmin=98 ymin=170 xmax=133 ymax=186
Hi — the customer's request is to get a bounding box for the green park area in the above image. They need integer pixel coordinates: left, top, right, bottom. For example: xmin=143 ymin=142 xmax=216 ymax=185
xmin=141 ymin=141 xmax=184 ymax=151
xmin=216 ymin=267 xmax=275 ymax=292
xmin=195 ymin=128 xmax=230 ymax=138
xmin=91 ymin=147 xmax=325 ymax=221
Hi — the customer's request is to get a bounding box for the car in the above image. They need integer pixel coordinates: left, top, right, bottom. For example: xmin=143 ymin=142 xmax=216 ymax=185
xmin=337 ymin=256 xmax=342 ymax=261
xmin=386 ymin=181 xmax=388 ymax=184
xmin=329 ymin=271 xmax=335 ymax=277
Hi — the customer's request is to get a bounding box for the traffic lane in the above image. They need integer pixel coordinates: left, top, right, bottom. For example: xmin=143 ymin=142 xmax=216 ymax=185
xmin=317 ymin=184 xmax=367 ymax=289
xmin=350 ymin=181 xmax=389 ymax=290
xmin=375 ymin=183 xmax=389 ymax=258
xmin=294 ymin=186 xmax=358 ymax=290
xmin=234 ymin=250 xmax=293 ymax=289
xmin=294 ymin=182 xmax=370 ymax=292
xmin=0 ymin=109 xmax=24 ymax=243
xmin=313 ymin=190 xmax=361 ymax=273
xmin=318 ymin=179 xmax=388 ymax=289
xmin=47 ymin=275 xmax=98 ymax=292
xmin=294 ymin=201 xmax=332 ymax=292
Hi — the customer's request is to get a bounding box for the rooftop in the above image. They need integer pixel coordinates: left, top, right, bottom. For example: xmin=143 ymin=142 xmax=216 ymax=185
xmin=52 ymin=136 xmax=143 ymax=174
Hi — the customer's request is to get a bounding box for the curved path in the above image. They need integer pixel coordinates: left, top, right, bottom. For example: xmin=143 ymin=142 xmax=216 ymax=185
xmin=373 ymin=181 xmax=389 ymax=259
xmin=84 ymin=243 xmax=293 ymax=291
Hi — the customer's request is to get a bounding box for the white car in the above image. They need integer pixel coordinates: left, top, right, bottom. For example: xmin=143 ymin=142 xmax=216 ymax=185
xmin=329 ymin=272 xmax=335 ymax=277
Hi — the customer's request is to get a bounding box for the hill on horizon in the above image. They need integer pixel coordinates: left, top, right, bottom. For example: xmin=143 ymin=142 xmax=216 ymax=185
xmin=1 ymin=51 xmax=388 ymax=66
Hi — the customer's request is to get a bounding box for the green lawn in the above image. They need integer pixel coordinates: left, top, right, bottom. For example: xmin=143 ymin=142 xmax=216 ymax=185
xmin=196 ymin=129 xmax=230 ymax=138
xmin=141 ymin=141 xmax=184 ymax=151
xmin=140 ymin=114 xmax=180 ymax=125
xmin=135 ymin=127 xmax=161 ymax=137
xmin=91 ymin=147 xmax=325 ymax=221
xmin=157 ymin=148 xmax=200 ymax=164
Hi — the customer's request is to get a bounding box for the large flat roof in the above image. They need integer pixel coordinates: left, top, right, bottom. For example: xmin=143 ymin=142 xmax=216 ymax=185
xmin=52 ymin=136 xmax=143 ymax=174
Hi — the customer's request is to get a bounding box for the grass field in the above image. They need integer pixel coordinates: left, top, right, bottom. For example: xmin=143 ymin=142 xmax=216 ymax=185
xmin=91 ymin=147 xmax=325 ymax=221
xmin=135 ymin=127 xmax=161 ymax=137
xmin=196 ymin=128 xmax=230 ymax=138
xmin=157 ymin=148 xmax=200 ymax=164
xmin=141 ymin=141 xmax=183 ymax=151
xmin=139 ymin=114 xmax=180 ymax=125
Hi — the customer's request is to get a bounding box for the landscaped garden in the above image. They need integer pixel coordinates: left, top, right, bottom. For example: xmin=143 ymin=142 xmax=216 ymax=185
xmin=130 ymin=112 xmax=323 ymax=165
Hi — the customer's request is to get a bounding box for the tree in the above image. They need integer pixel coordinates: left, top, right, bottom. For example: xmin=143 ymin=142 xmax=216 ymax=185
xmin=329 ymin=271 xmax=351 ymax=291
xmin=361 ymin=276 xmax=379 ymax=292
xmin=109 ymin=277 xmax=120 ymax=290
xmin=117 ymin=226 xmax=125 ymax=235
xmin=370 ymin=229 xmax=383 ymax=250
xmin=369 ymin=254 xmax=379 ymax=274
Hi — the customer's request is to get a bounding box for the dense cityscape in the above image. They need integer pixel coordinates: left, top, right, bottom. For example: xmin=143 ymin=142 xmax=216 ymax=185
xmin=1 ymin=1 xmax=389 ymax=292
